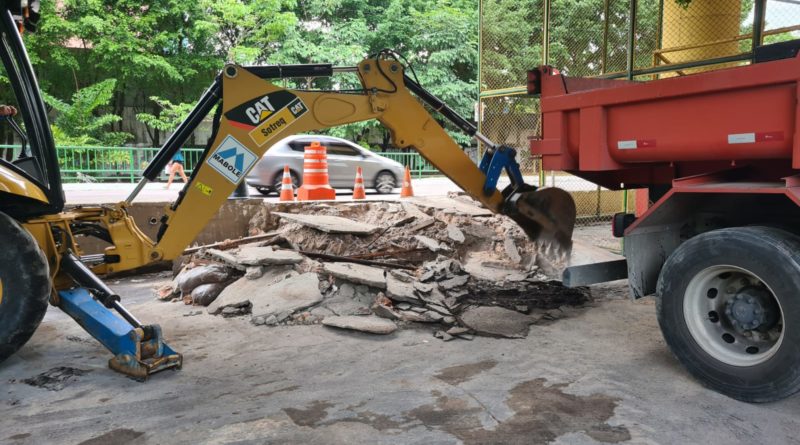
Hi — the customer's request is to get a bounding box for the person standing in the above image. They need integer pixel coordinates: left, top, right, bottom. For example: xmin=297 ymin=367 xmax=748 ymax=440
xmin=165 ymin=150 xmax=188 ymax=189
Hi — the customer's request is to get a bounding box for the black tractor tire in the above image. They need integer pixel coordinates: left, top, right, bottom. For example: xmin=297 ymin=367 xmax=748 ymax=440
xmin=656 ymin=226 xmax=800 ymax=402
xmin=0 ymin=211 xmax=51 ymax=363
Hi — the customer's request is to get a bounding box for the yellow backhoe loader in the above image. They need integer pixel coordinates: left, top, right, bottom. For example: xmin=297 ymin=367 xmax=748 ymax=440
xmin=0 ymin=1 xmax=575 ymax=378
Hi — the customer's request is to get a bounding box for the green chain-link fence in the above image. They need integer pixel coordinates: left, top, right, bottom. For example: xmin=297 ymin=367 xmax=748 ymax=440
xmin=479 ymin=0 xmax=800 ymax=243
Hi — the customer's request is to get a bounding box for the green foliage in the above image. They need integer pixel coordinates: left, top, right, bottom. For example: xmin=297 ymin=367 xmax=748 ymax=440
xmin=136 ymin=97 xmax=195 ymax=132
xmin=42 ymin=79 xmax=131 ymax=146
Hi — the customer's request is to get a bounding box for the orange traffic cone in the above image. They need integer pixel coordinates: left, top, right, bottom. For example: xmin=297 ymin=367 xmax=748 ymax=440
xmin=400 ymin=166 xmax=414 ymax=198
xmin=279 ymin=165 xmax=295 ymax=202
xmin=352 ymin=166 xmax=366 ymax=200
xmin=297 ymin=141 xmax=336 ymax=201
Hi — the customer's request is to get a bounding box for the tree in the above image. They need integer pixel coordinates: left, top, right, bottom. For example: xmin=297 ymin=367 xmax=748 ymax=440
xmin=42 ymin=79 xmax=131 ymax=146
xmin=135 ymin=97 xmax=195 ymax=145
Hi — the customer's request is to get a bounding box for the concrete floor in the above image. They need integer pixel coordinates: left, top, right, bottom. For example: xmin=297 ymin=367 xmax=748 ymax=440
xmin=2 ymin=272 xmax=799 ymax=444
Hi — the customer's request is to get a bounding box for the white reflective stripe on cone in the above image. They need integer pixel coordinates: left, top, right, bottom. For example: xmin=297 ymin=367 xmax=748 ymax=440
xmin=281 ymin=183 xmax=293 ymax=189
xmin=303 ymin=159 xmax=325 ymax=163
xmin=304 ymin=149 xmax=325 ymax=154
xmin=305 ymin=168 xmax=328 ymax=173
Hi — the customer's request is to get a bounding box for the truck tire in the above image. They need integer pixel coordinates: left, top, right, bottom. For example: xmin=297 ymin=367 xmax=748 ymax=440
xmin=656 ymin=226 xmax=800 ymax=402
xmin=0 ymin=212 xmax=51 ymax=363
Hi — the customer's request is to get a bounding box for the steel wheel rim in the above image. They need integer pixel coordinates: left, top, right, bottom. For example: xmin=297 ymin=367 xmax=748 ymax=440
xmin=683 ymin=265 xmax=784 ymax=367
xmin=376 ymin=173 xmax=395 ymax=193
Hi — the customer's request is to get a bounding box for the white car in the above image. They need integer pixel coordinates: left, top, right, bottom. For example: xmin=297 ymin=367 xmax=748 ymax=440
xmin=246 ymin=135 xmax=406 ymax=195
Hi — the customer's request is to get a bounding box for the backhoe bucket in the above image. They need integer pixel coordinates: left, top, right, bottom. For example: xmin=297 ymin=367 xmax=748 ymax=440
xmin=506 ymin=187 xmax=577 ymax=260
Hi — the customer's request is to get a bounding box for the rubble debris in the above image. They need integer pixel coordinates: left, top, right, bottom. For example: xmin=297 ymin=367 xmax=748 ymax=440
xmin=273 ymin=212 xmax=378 ymax=235
xmin=182 ymin=232 xmax=278 ymax=255
xmin=371 ymin=293 xmax=401 ymax=320
xmin=438 ymin=274 xmax=469 ymax=290
xmin=458 ymin=306 xmax=534 ymax=338
xmin=410 ymin=195 xmax=493 ymax=216
xmin=204 ymin=249 xmax=244 ymax=270
xmin=168 ymin=198 xmax=591 ymax=336
xmin=504 ymin=236 xmax=522 ymax=264
xmin=302 ymin=250 xmax=414 ymax=270
xmin=155 ymin=283 xmax=177 ymax=301
xmin=385 ymin=274 xmax=419 ymax=303
xmin=323 ymin=282 xmax=372 ymax=316
xmin=434 ymin=330 xmax=455 ymax=341
xmin=322 ymin=315 xmax=398 ymax=335
xmin=463 ymin=255 xmax=528 ymax=282
xmin=446 ymin=224 xmax=466 ymax=243
xmin=323 ymin=262 xmax=386 ymax=289
xmin=221 ymin=306 xmax=248 ymax=317
xmin=446 ymin=326 xmax=470 ymax=336
xmin=414 ymin=235 xmax=449 ymax=253
xmin=245 ymin=267 xmax=264 ymax=280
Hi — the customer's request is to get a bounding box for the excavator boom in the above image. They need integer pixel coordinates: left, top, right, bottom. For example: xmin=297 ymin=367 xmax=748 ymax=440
xmin=129 ymin=56 xmax=576 ymax=266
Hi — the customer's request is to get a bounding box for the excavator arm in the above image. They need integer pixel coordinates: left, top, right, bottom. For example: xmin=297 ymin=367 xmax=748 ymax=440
xmin=128 ymin=56 xmax=575 ymax=264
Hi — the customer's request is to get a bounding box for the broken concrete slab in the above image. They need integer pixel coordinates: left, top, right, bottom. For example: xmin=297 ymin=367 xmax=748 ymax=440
xmin=414 ymin=235 xmax=449 ymax=253
xmin=399 ymin=310 xmax=435 ymax=323
xmin=250 ymin=273 xmax=324 ymax=318
xmin=463 ymin=255 xmax=527 ymax=282
xmin=458 ymin=305 xmax=532 ymax=338
xmin=245 ymin=266 xmax=264 ymax=279
xmin=407 ymin=217 xmax=435 ymax=232
xmin=408 ymin=196 xmax=493 ymax=216
xmin=504 ymin=236 xmax=522 ymax=264
xmin=371 ymin=294 xmax=401 ymax=320
xmin=447 ymin=224 xmax=466 ymax=243
xmin=323 ymin=290 xmax=371 ymax=316
xmin=434 ymin=330 xmax=454 ymax=341
xmin=204 ymin=249 xmax=245 ymax=270
xmin=385 ymin=274 xmax=419 ymax=304
xmin=322 ymin=315 xmax=397 ymax=335
xmin=438 ymin=274 xmax=469 ymax=290
xmin=323 ymin=262 xmax=386 ymax=289
xmin=273 ymin=212 xmax=378 ymax=235
xmin=207 ymin=266 xmax=296 ymax=314
xmin=235 ymin=245 xmax=304 ymax=266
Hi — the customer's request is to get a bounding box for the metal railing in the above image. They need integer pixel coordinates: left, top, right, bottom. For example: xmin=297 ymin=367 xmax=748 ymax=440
xmin=0 ymin=145 xmax=440 ymax=182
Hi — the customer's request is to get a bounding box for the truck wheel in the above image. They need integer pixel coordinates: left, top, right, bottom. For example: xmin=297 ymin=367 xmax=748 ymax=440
xmin=656 ymin=227 xmax=800 ymax=402
xmin=0 ymin=212 xmax=51 ymax=363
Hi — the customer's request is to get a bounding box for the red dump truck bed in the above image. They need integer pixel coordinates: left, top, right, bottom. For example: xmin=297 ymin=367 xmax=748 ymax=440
xmin=529 ymin=46 xmax=800 ymax=190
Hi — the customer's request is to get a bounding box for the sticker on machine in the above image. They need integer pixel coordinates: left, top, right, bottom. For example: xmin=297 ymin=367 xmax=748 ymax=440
xmin=223 ymin=89 xmax=308 ymax=147
xmin=247 ymin=96 xmax=308 ymax=147
xmin=207 ymin=135 xmax=258 ymax=184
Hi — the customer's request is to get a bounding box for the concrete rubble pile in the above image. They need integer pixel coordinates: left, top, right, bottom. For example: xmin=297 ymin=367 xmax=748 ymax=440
xmin=156 ymin=195 xmax=588 ymax=339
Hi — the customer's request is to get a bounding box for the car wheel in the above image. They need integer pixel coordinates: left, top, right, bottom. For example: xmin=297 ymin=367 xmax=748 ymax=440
xmin=374 ymin=171 xmax=396 ymax=194
xmin=656 ymin=226 xmax=800 ymax=402
xmin=255 ymin=186 xmax=272 ymax=196
xmin=272 ymin=171 xmax=300 ymax=194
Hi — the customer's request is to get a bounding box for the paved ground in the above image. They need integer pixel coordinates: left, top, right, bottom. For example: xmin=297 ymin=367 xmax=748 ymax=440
xmin=2 ymin=263 xmax=799 ymax=444
xmin=62 ymin=175 xmax=601 ymax=205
